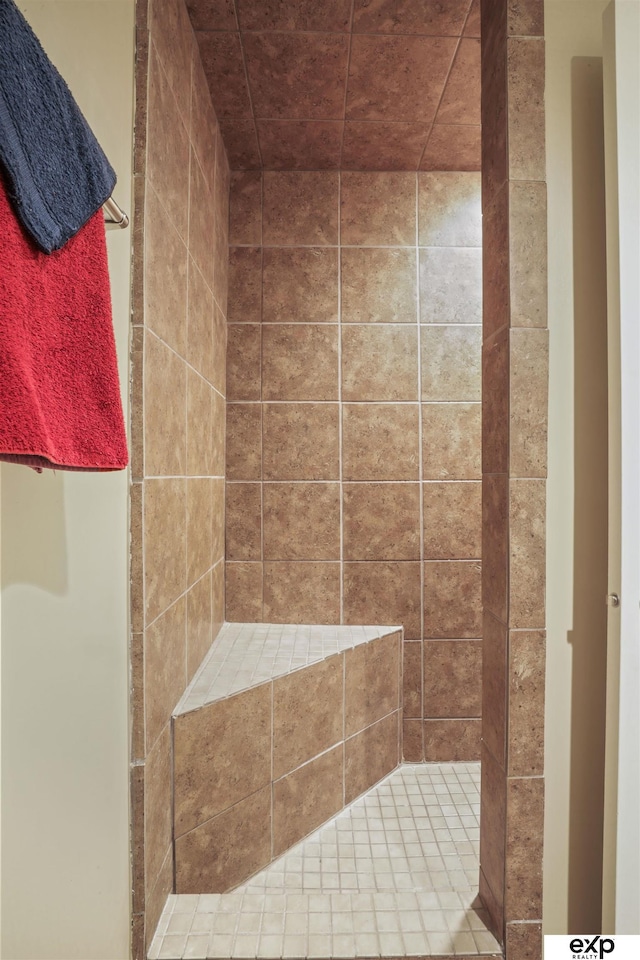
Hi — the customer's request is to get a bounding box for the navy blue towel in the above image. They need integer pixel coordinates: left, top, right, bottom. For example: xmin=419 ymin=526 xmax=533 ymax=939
xmin=0 ymin=0 xmax=116 ymax=253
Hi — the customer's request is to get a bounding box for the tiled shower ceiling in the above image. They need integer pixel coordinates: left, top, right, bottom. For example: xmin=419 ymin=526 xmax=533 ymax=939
xmin=186 ymin=0 xmax=481 ymax=171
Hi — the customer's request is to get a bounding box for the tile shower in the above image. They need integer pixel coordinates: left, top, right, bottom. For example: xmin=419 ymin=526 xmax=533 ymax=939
xmin=130 ymin=0 xmax=548 ymax=958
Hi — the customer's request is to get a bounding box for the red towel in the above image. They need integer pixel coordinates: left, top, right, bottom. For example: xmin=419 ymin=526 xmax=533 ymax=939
xmin=0 ymin=174 xmax=128 ymax=471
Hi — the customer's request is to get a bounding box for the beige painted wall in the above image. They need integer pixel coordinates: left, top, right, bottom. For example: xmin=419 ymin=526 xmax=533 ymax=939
xmin=544 ymin=0 xmax=610 ymax=935
xmin=0 ymin=3 xmax=134 ymax=958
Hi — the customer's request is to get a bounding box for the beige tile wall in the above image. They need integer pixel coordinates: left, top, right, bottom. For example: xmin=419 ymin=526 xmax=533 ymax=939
xmin=479 ymin=0 xmax=547 ymax=953
xmin=225 ymin=169 xmax=483 ymax=763
xmin=173 ymin=631 xmax=402 ymax=893
xmin=130 ymin=0 xmax=229 ymax=953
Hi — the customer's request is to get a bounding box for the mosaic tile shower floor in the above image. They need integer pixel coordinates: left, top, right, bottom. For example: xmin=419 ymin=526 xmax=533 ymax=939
xmin=149 ymin=763 xmax=500 ymax=959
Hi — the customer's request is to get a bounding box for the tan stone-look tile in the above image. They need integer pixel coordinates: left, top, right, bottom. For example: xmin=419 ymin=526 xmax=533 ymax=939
xmin=510 ymin=181 xmax=547 ymax=328
xmin=273 ymin=745 xmax=344 ymax=857
xmin=343 ymin=562 xmax=421 ymax=640
xmin=481 ymin=2 xmax=508 ymax=207
xmin=228 ymin=248 xmax=262 ymax=324
xmin=130 ymin=324 xmax=144 ymax=482
xmin=211 ymin=302 xmax=226 ymax=396
xmin=238 ymin=0 xmax=352 ymax=31
xmin=341 ymin=173 xmax=416 ymax=246
xmin=186 ymin=571 xmax=213 ymax=681
xmin=187 ymin=0 xmax=237 ymax=31
xmin=510 ymin=479 xmax=546 ymax=629
xmin=505 ymin=777 xmax=544 ymax=920
xmin=353 ymin=0 xmax=470 ymax=35
xmin=211 ymin=389 xmax=225 ymax=478
xmin=424 ymin=561 xmax=482 ymax=639
xmin=144 ymin=332 xmax=187 ymax=477
xmin=423 ymin=640 xmax=482 ymax=719
xmin=263 ymin=403 xmax=339 ymax=480
xmin=150 ymin=0 xmax=193 ymax=123
xmin=345 ymin=633 xmax=400 ymax=736
xmin=244 ymin=33 xmax=349 ymax=120
xmin=230 ymin=172 xmax=262 ymax=246
xmin=421 ymin=325 xmax=482 ymax=402
xmin=212 ymin=560 xmax=225 ymax=639
xmin=341 ymin=248 xmax=417 ymax=324
xmin=263 ymin=562 xmax=341 ymax=624
xmin=145 ymin=846 xmax=173 ymax=953
xmin=423 ymin=718 xmax=481 ymax=761
xmin=144 ymin=722 xmax=172 ymax=892
xmin=226 ymin=403 xmax=261 ymax=481
xmin=343 ymin=483 xmax=420 ymax=561
xmin=483 ymin=181 xmax=510 ymax=341
xmin=482 ymin=327 xmax=509 ymax=475
xmin=346 ymin=36 xmax=457 ymax=123
xmin=345 ymin=713 xmax=399 ymax=804
xmin=342 ymin=403 xmax=420 ymax=481
xmin=212 ymin=479 xmax=224 ymax=563
xmin=174 ymin=684 xmax=272 ymax=837
xmin=219 ymin=120 xmax=261 ymax=171
xmin=480 ymin=743 xmax=506 ymax=935
xmin=263 ymin=483 xmax=340 ymax=560
xmin=273 ymin=655 xmax=344 ymax=779
xmin=258 ymin=121 xmax=343 ymax=170
xmin=175 ymin=786 xmax=271 ymax=894
xmin=214 ymin=101 xmax=231 ymax=216
xmin=144 ymin=185 xmax=188 ymax=356
xmin=508 ymin=38 xmax=546 ymax=182
xmin=436 ymin=39 xmax=481 ymax=125
xmin=131 ymin=481 xmax=144 ymax=635
xmin=190 ymin=52 xmax=218 ymax=191
xmin=187 ymin=257 xmax=215 ymax=385
xmin=505 ymin=922 xmax=543 ymax=960
xmin=509 ymin=631 xmax=546 ymax=777
xmin=465 ymin=0 xmax=481 ymax=36
xmin=420 ymin=124 xmax=482 ymax=172
xmin=418 ymin=172 xmax=482 ymax=247
xmin=133 ymin=1 xmax=149 ymax=179
xmin=187 ymin=479 xmax=213 ymax=586
xmin=483 ymin=612 xmax=508 ymax=769
xmin=226 ymin=483 xmax=261 ymax=561
xmin=420 ymin=248 xmax=482 ymax=324
xmin=213 ymin=221 xmax=229 ymax=319
xmin=144 ymin=598 xmax=187 ymax=752
xmin=187 ymin=369 xmax=213 ymax=478
xmin=188 ymin=148 xmax=214 ymax=291
xmin=403 ymin=640 xmax=423 ymax=719
xmin=196 ymin=30 xmax=252 ymax=120
xmin=403 ymin=720 xmax=424 ymax=761
xmin=225 ymin=562 xmax=262 ymax=621
xmin=510 ymin=328 xmax=549 ymax=478
xmin=146 ymin=44 xmax=190 ymax=243
xmin=131 ymin=632 xmax=144 ymax=762
xmin=342 ymin=325 xmax=418 ymax=402
xmin=144 ymin=479 xmax=187 ymax=624
xmin=423 ymin=481 xmax=482 ymax=560
xmin=227 ymin=325 xmax=261 ymax=402
xmin=483 ymin=472 xmax=509 ymax=625
xmin=341 ymin=122 xmax=430 ymax=171
xmin=263 ymin=325 xmax=339 ymax=401
xmin=132 ymin=910 xmax=144 ymax=960
xmin=422 ymin=403 xmax=481 ymax=480
xmin=263 ymin=248 xmax=339 ymax=324
xmin=508 ymin=0 xmax=544 ymax=35
xmin=263 ymin=172 xmax=339 ymax=246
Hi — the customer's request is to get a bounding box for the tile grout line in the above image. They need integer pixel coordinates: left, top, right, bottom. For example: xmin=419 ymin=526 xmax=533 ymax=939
xmin=337 ymin=170 xmax=345 ymax=625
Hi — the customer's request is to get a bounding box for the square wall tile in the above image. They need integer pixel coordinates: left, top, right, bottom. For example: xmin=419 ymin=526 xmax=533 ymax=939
xmin=482 ymin=612 xmax=508 ymax=770
xmin=263 ymin=403 xmax=340 ymax=480
xmin=341 ymin=172 xmax=416 ymax=245
xmin=510 ymin=180 xmax=548 ymax=329
xmin=228 ymin=247 xmax=262 ymax=324
xmin=343 ymin=483 xmax=420 ymax=561
xmin=144 ymin=185 xmax=188 ymax=356
xmin=423 ymin=718 xmax=481 ymax=761
xmin=508 ymin=631 xmax=546 ymax=777
xmin=144 ymin=723 xmax=173 ymax=890
xmin=342 ymin=325 xmax=418 ymax=401
xmin=263 ymin=248 xmax=339 ymax=324
xmin=263 ymin=172 xmax=339 ymax=245
xmin=403 ymin=640 xmax=423 ymax=719
xmin=226 ymin=404 xmax=262 ymax=481
xmin=422 ymin=403 xmax=481 ymax=480
xmin=187 ymin=369 xmax=214 ymax=478
xmin=263 ymin=561 xmax=341 ymax=624
xmin=226 ymin=483 xmax=262 ymax=561
xmin=509 ymin=479 xmax=546 ymax=629
xmin=345 ymin=713 xmax=399 ymax=804
xmin=229 ymin=171 xmax=262 ymax=246
xmin=345 ymin=633 xmax=400 ymax=735
xmin=144 ymin=478 xmax=187 ymax=624
xmin=273 ymin=745 xmax=344 ymax=857
xmin=420 ymin=123 xmax=482 ymax=172
xmin=435 ymin=38 xmax=481 ymax=125
xmin=186 ymin=572 xmax=213 ymax=680
xmin=227 ymin=325 xmax=261 ymax=402
xmin=144 ymin=598 xmax=187 ymax=753
xmin=187 ymin=478 xmax=213 ymax=586
xmin=342 ymin=404 xmax=420 ymax=481
xmin=418 ymin=172 xmax=482 ymax=246
xmin=341 ymin=120 xmax=429 ymax=171
xmin=262 ymin=325 xmax=339 ymax=401
xmin=419 ymin=247 xmax=482 ymax=324
xmin=343 ymin=561 xmax=421 ymax=640
xmin=507 ymin=38 xmax=546 ymax=182
xmin=423 ymin=640 xmax=482 ymax=719
xmin=424 ymin=560 xmax=482 ymax=639
xmin=144 ymin=332 xmax=187 ymax=478
xmin=510 ymin=327 xmax=549 ymax=479
xmin=423 ymin=481 xmax=482 ymax=560
xmin=421 ymin=325 xmax=482 ymax=402
xmin=403 ymin=719 xmax=424 ymax=761
xmin=225 ymin=562 xmax=262 ymax=621
xmin=263 ymin=483 xmax=340 ymax=561
xmin=258 ymin=119 xmax=343 ymax=170
xmin=341 ymin=248 xmax=417 ymax=323
xmin=505 ymin=776 xmax=544 ymax=921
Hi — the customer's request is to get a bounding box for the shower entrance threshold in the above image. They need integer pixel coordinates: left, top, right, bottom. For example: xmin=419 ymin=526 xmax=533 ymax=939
xmin=148 ymin=763 xmax=501 ymax=960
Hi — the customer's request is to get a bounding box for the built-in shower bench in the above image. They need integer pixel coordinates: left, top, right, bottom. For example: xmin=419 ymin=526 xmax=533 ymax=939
xmin=171 ymin=623 xmax=403 ymax=894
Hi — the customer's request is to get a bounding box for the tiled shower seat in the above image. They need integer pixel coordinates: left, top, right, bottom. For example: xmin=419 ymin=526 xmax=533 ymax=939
xmin=172 ymin=624 xmax=403 ymax=894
